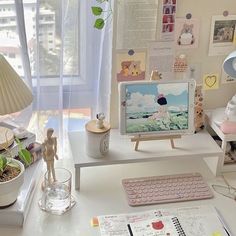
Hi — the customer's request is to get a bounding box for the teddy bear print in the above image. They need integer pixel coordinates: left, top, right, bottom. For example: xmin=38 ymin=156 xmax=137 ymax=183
xmin=120 ymin=61 xmax=132 ymax=76
xmin=177 ymin=23 xmax=195 ymax=45
xmin=128 ymin=61 xmax=142 ymax=76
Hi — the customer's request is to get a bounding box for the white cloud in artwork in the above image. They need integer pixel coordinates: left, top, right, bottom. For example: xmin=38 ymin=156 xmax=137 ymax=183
xmin=127 ymin=92 xmax=158 ymax=113
xmin=157 ymin=83 xmax=187 ymax=96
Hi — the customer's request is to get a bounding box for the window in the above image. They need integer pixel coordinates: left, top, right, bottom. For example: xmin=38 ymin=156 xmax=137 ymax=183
xmin=0 ymin=0 xmax=111 ymax=88
xmin=0 ymin=18 xmax=8 ymax=24
xmin=0 ymin=1 xmax=103 ymax=113
xmin=45 ymin=16 xmax=53 ymax=21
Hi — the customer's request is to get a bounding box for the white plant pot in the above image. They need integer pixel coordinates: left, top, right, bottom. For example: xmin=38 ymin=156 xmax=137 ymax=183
xmin=0 ymin=159 xmax=24 ymax=207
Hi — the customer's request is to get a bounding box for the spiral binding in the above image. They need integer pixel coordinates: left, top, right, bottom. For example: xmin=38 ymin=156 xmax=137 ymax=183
xmin=172 ymin=217 xmax=186 ymax=236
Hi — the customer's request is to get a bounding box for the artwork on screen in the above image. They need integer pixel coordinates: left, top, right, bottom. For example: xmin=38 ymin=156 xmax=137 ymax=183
xmin=119 ymin=79 xmax=196 ymax=136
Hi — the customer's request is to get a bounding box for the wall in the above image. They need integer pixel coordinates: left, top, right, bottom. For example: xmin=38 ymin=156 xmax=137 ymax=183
xmin=110 ymin=0 xmax=236 ymax=128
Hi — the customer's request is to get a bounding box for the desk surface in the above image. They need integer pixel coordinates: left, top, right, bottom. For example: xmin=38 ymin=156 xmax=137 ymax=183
xmin=1 ymin=156 xmax=236 ymax=236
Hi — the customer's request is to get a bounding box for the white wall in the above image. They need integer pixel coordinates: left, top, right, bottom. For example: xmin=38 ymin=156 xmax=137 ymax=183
xmin=110 ymin=0 xmax=236 ymax=128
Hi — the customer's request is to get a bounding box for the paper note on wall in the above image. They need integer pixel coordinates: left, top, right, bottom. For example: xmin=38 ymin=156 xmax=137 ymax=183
xmin=147 ymin=41 xmax=175 ymax=80
xmin=116 ymin=0 xmax=159 ymax=49
xmin=203 ymin=74 xmax=219 ymax=90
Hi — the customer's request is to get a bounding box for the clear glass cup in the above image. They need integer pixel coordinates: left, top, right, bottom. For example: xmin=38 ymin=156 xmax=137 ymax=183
xmin=40 ymin=168 xmax=74 ymax=215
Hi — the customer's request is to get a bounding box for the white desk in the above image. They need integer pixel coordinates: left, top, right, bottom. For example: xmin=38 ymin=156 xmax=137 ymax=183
xmin=69 ymin=130 xmax=224 ymax=190
xmin=1 ymin=158 xmax=236 ymax=236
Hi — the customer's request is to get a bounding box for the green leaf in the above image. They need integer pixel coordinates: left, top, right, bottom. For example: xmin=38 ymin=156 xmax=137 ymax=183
xmin=94 ymin=18 xmax=105 ymax=29
xmin=0 ymin=155 xmax=7 ymax=172
xmin=18 ymin=149 xmax=32 ymax=166
xmin=7 ymin=160 xmax=20 ymax=170
xmin=15 ymin=137 xmax=23 ymax=150
xmin=91 ymin=6 xmax=103 ymax=16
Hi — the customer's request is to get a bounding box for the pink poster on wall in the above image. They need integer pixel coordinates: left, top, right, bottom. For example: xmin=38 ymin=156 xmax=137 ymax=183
xmin=161 ymin=0 xmax=177 ymax=41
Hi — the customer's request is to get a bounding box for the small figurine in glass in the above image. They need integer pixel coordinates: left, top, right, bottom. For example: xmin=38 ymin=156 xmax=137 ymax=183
xmin=42 ymin=128 xmax=58 ymax=183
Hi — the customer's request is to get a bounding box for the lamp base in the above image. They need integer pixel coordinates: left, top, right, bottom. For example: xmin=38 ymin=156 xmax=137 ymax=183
xmin=0 ymin=127 xmax=14 ymax=150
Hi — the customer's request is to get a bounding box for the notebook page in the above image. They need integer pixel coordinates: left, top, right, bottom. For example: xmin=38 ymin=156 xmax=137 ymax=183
xmin=160 ymin=205 xmax=228 ymax=236
xmin=128 ymin=216 xmax=183 ymax=236
xmin=98 ymin=209 xmax=163 ymax=236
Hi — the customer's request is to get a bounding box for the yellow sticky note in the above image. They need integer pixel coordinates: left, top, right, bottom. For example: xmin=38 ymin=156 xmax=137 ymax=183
xmin=203 ymin=73 xmax=219 ymax=90
xmin=212 ymin=231 xmax=222 ymax=236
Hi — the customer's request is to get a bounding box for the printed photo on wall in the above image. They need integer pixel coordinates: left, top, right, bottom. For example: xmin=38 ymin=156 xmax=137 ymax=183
xmin=161 ymin=0 xmax=177 ymax=41
xmin=208 ymin=15 xmax=236 ymax=56
xmin=116 ymin=49 xmax=146 ymax=82
xmin=175 ymin=18 xmax=200 ymax=49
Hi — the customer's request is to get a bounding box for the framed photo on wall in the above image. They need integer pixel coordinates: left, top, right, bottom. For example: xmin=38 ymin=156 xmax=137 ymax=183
xmin=208 ymin=15 xmax=236 ymax=56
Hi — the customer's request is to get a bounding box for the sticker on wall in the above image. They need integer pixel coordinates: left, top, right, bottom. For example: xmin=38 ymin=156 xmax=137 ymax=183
xmin=203 ymin=74 xmax=219 ymax=90
xmin=175 ymin=18 xmax=200 ymax=49
xmin=208 ymin=15 xmax=236 ymax=56
xmin=160 ymin=0 xmax=177 ymax=41
xmin=173 ymin=54 xmax=188 ymax=72
xmin=116 ymin=50 xmax=146 ymax=82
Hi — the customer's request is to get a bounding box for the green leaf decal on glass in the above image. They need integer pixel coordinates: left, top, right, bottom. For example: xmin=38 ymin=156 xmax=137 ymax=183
xmin=94 ymin=18 xmax=105 ymax=29
xmin=92 ymin=6 xmax=103 ymax=16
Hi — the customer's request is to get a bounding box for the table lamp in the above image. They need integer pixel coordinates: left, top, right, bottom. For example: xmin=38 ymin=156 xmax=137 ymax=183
xmin=0 ymin=54 xmax=33 ymax=150
xmin=223 ymin=50 xmax=236 ymax=78
xmin=214 ymin=50 xmax=236 ymax=133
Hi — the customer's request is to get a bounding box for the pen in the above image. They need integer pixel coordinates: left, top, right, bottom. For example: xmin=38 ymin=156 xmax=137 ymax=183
xmin=127 ymin=224 xmax=133 ymax=236
xmin=214 ymin=207 xmax=232 ymax=236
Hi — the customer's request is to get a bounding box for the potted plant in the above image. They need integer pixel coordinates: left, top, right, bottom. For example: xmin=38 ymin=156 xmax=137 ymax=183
xmin=0 ymin=137 xmax=32 ymax=208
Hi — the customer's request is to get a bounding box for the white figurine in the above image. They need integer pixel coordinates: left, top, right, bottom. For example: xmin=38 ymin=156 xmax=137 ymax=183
xmin=96 ymin=113 xmax=105 ymax=129
xmin=42 ymin=128 xmax=58 ymax=183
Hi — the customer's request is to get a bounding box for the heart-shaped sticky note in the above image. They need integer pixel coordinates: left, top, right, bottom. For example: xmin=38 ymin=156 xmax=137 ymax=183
xmin=205 ymin=75 xmax=216 ymax=87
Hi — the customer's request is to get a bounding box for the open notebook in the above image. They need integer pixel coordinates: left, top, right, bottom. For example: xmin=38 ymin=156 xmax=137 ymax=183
xmin=97 ymin=205 xmax=231 ymax=236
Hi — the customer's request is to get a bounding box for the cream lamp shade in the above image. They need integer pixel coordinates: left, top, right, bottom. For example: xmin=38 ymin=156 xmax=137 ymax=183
xmin=0 ymin=54 xmax=33 ymax=115
xmin=223 ymin=50 xmax=236 ymax=78
xmin=0 ymin=54 xmax=33 ymax=150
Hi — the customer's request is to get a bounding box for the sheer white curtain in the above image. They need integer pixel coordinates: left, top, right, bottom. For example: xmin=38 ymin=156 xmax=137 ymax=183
xmin=12 ymin=0 xmax=113 ymax=151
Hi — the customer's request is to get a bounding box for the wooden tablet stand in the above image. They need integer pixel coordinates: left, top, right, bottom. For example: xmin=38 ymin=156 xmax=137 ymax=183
xmin=131 ymin=134 xmax=181 ymax=151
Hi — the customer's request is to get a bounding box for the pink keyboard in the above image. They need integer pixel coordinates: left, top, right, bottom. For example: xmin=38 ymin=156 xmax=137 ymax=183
xmin=122 ymin=173 xmax=213 ymax=206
